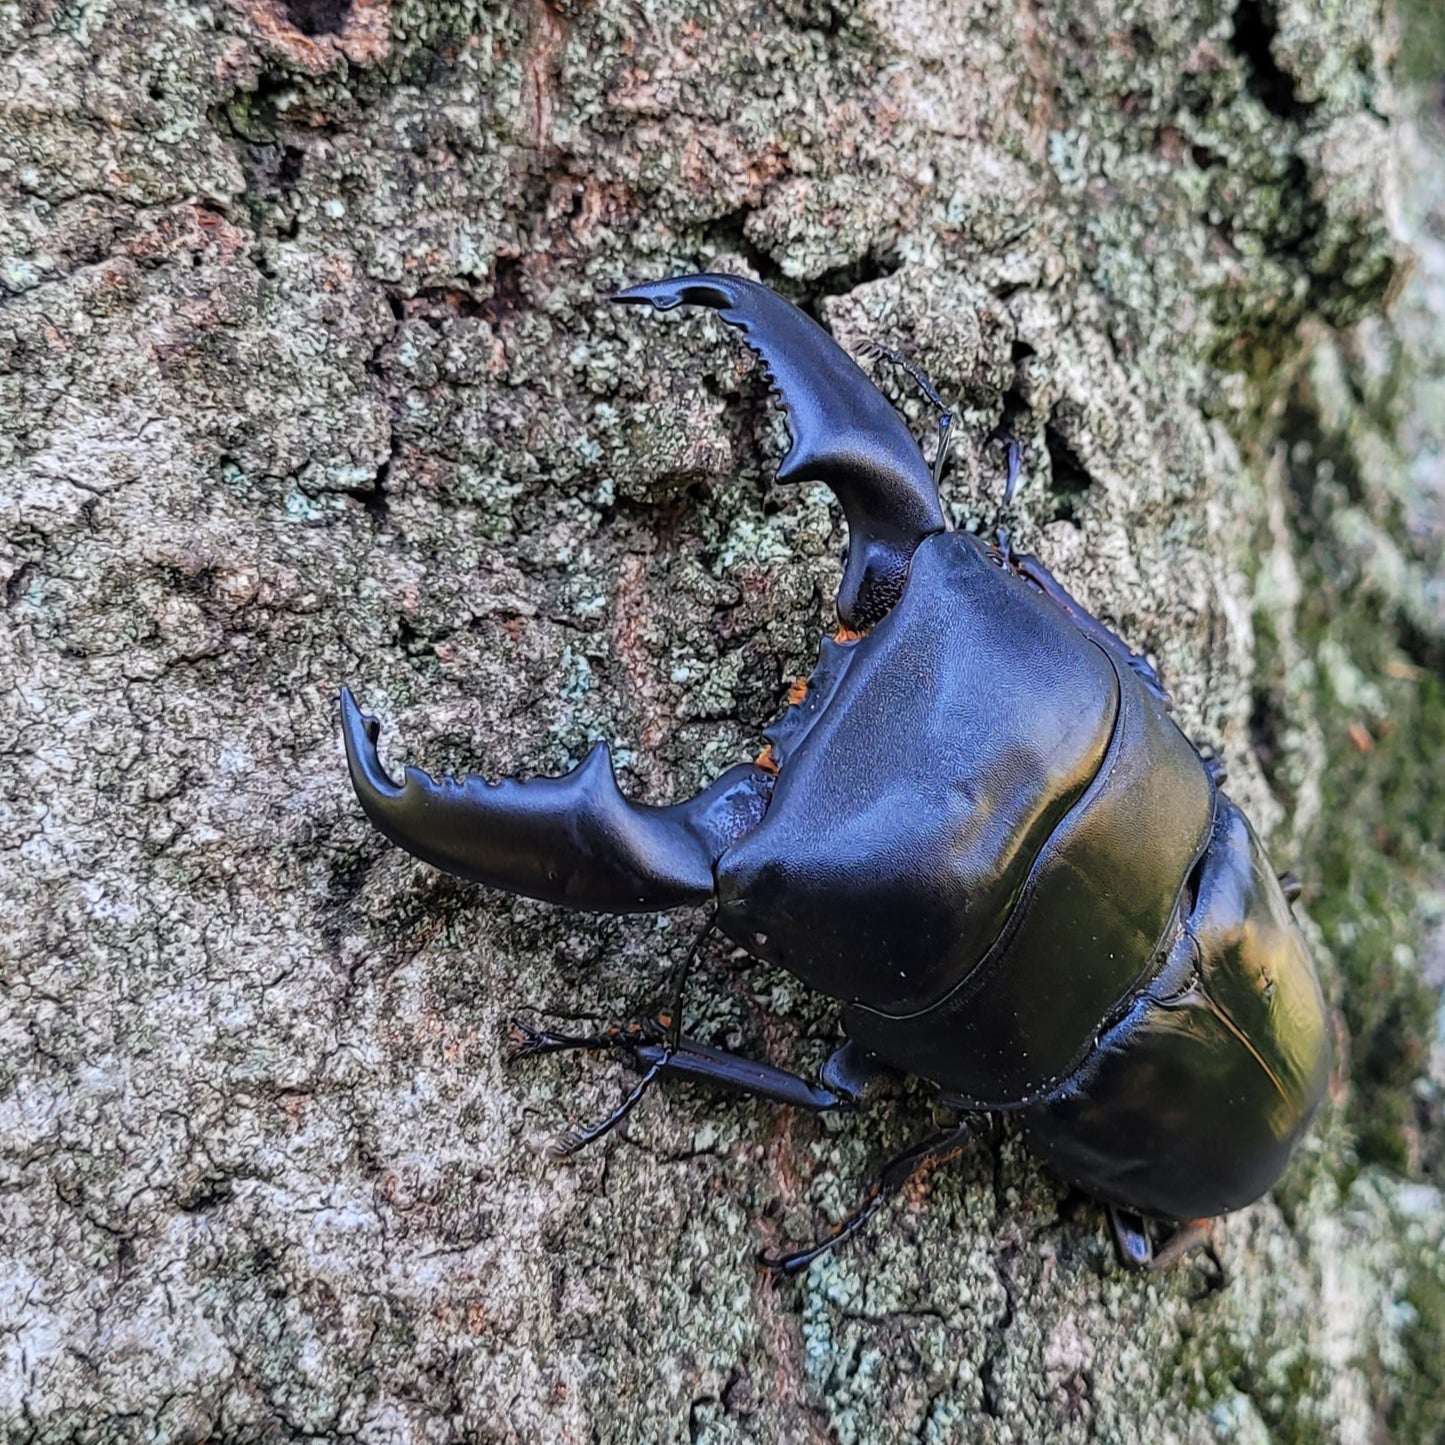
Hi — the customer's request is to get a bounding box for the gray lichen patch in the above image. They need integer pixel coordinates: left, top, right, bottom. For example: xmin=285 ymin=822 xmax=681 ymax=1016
xmin=0 ymin=0 xmax=1441 ymax=1438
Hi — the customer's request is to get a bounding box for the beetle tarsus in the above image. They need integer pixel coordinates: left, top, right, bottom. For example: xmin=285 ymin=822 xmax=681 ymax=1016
xmin=761 ymin=1119 xmax=972 ymax=1279
xmin=545 ymin=1058 xmax=667 ymax=1159
xmin=1003 ymin=437 xmax=1024 ymax=506
xmin=505 ymin=1017 xmax=550 ymax=1060
xmin=504 ymin=1017 xmax=643 ymax=1063
xmin=985 ymin=441 xmax=1022 ymax=560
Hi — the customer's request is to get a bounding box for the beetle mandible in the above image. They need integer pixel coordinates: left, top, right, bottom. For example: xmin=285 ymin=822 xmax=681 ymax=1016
xmin=341 ymin=274 xmax=1330 ymax=1273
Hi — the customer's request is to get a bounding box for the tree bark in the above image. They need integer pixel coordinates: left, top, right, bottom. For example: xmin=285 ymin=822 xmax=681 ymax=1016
xmin=2 ymin=0 xmax=1443 ymax=1439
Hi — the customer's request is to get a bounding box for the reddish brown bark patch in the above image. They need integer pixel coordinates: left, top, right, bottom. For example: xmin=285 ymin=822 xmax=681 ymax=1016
xmin=230 ymin=0 xmax=391 ymax=72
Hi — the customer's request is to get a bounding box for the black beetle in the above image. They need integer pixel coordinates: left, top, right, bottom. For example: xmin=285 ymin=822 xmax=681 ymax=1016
xmin=341 ymin=274 xmax=1330 ymax=1273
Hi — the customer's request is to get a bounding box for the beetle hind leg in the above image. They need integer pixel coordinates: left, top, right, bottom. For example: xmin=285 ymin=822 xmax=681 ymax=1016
xmin=761 ymin=1118 xmax=974 ymax=1279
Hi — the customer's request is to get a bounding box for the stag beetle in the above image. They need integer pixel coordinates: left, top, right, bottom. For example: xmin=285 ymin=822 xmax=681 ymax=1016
xmin=341 ymin=274 xmax=1330 ymax=1273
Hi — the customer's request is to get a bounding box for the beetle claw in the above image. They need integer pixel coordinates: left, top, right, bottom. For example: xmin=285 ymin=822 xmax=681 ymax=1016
xmin=757 ymin=1247 xmax=811 ymax=1284
xmin=504 ymin=1018 xmax=549 ymax=1062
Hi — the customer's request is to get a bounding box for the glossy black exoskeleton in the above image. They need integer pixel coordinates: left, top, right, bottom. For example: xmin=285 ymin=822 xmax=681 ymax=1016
xmin=341 ymin=275 xmax=1330 ymax=1274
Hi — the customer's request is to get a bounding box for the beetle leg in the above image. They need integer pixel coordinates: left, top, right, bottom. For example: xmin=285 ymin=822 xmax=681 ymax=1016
xmin=613 ymin=274 xmax=947 ymax=629
xmin=990 ymin=444 xmax=1026 ymax=563
xmin=1106 ymin=1204 xmax=1156 ymax=1268
xmin=545 ymin=1055 xmax=668 ymax=1158
xmin=760 ymin=1118 xmax=974 ymax=1279
xmin=1003 ymin=435 xmax=1024 ymax=506
xmin=820 ymin=1037 xmax=900 ymax=1108
xmin=508 ymin=1018 xmax=854 ymax=1116
xmin=1007 ymin=553 xmax=1172 ymax=709
xmin=855 ymin=340 xmax=955 ymax=490
xmin=340 ymin=689 xmax=772 ymax=912
xmin=1148 ymin=1217 xmax=1219 ymax=1273
xmin=511 ymin=910 xmax=847 ymax=1156
xmin=1106 ymin=1207 xmax=1221 ymax=1277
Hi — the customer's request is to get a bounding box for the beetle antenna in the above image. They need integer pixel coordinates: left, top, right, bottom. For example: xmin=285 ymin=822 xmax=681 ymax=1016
xmin=660 ymin=907 xmax=717 ymax=1050
xmin=760 ymin=1118 xmax=973 ymax=1278
xmin=857 ymin=340 xmax=955 ymax=490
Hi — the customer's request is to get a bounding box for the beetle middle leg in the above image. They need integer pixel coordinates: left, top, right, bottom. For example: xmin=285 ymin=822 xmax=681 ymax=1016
xmin=1107 ymin=1205 xmax=1222 ymax=1278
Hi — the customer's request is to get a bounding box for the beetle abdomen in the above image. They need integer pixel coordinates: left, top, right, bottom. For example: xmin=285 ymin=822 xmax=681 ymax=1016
xmin=845 ymin=644 xmax=1214 ymax=1104
xmin=716 ymin=531 xmax=1119 ymax=1014
xmin=1015 ymin=798 xmax=1330 ymax=1219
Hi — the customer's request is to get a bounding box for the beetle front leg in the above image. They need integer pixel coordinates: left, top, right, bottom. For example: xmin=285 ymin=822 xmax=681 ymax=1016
xmin=508 ymin=1018 xmax=856 ymax=1117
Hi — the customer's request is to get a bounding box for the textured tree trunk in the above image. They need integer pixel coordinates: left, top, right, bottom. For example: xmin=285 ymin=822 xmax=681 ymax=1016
xmin=3 ymin=0 xmax=1443 ymax=1439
